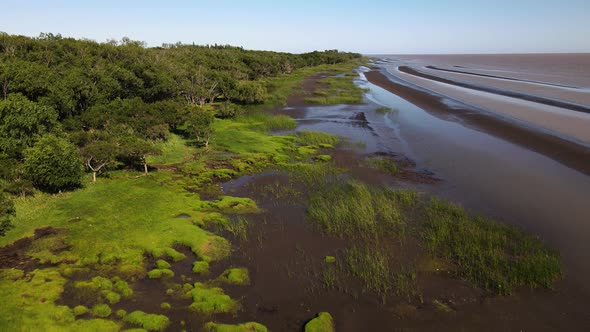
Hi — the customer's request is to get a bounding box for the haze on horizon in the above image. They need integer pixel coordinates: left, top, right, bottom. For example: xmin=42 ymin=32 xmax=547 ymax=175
xmin=2 ymin=0 xmax=589 ymax=54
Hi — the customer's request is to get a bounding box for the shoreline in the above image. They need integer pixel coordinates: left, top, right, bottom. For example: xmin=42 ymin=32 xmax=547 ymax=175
xmin=365 ymin=69 xmax=590 ymax=176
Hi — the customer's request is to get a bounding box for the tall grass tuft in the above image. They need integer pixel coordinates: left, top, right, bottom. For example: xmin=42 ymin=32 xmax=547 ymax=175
xmin=297 ymin=131 xmax=339 ymax=146
xmin=307 ymin=181 xmax=412 ymax=239
xmin=422 ymin=198 xmax=562 ymax=294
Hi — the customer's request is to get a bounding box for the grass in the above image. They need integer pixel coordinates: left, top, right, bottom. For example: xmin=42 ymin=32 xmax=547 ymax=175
xmin=187 ymin=282 xmax=238 ymax=315
xmin=147 ymin=134 xmax=194 ymax=166
xmin=422 ymin=198 xmax=562 ymax=294
xmin=297 ymin=131 xmax=339 ymax=146
xmin=375 ymin=107 xmax=397 ymax=114
xmin=205 ymin=321 xmax=268 ymax=332
xmin=304 ymin=312 xmax=334 ymax=332
xmin=218 ymin=268 xmax=250 ymax=286
xmin=122 ymin=310 xmax=170 ymax=331
xmin=224 ymin=217 xmax=249 ymax=242
xmin=304 ymin=76 xmax=365 ymax=105
xmin=364 ymin=156 xmax=399 ymax=175
xmin=307 ymin=181 xmax=410 ymax=239
xmin=343 ymin=245 xmax=393 ymax=300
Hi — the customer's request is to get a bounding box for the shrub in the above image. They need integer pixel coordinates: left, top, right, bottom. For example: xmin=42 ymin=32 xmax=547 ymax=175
xmin=23 ymin=134 xmax=83 ymax=193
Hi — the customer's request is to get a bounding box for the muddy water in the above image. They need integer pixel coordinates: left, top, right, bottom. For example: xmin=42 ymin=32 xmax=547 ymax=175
xmin=358 ymin=72 xmax=590 ymax=295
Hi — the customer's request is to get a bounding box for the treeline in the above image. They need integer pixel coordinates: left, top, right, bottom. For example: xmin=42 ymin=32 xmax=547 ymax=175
xmin=0 ymin=32 xmax=361 ymax=234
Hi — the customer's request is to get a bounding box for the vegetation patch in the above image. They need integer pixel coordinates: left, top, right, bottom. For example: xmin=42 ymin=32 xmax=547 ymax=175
xmin=422 ymin=198 xmax=562 ymax=294
xmin=205 ymin=321 xmax=268 ymax=332
xmin=297 ymin=131 xmax=339 ymax=146
xmin=218 ymin=268 xmax=250 ymax=285
xmin=304 ymin=312 xmax=334 ymax=332
xmin=123 ymin=310 xmax=170 ymax=331
xmin=307 ymin=181 xmax=409 ymax=239
xmin=364 ymin=156 xmax=399 ymax=175
xmin=188 ymin=282 xmax=239 ymax=315
xmin=304 ymin=75 xmax=365 ymax=105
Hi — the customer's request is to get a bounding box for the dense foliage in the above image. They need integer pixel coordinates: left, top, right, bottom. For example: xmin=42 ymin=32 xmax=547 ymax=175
xmin=23 ymin=134 xmax=83 ymax=192
xmin=0 ymin=32 xmax=359 ymax=236
xmin=0 ymin=32 xmax=360 ymax=198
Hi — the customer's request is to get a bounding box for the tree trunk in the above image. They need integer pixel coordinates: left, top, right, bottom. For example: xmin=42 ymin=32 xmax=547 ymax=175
xmin=92 ymin=171 xmax=97 ymax=183
xmin=143 ymin=162 xmax=148 ymax=175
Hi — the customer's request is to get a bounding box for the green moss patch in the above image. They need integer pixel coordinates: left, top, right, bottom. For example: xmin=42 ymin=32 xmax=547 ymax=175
xmin=218 ymin=268 xmax=250 ymax=285
xmin=123 ymin=310 xmax=170 ymax=331
xmin=188 ymin=283 xmax=238 ymax=315
xmin=147 ymin=269 xmax=175 ymax=279
xmin=193 ymin=261 xmax=210 ymax=274
xmin=304 ymin=312 xmax=334 ymax=332
xmin=205 ymin=321 xmax=268 ymax=332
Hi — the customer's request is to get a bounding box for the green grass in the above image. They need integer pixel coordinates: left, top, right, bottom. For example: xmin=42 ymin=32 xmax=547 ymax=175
xmin=297 ymin=131 xmax=339 ymax=146
xmin=422 ymin=198 xmax=562 ymax=294
xmin=3 ymin=174 xmax=230 ymax=271
xmin=224 ymin=217 xmax=249 ymax=242
xmin=343 ymin=245 xmax=393 ymax=300
xmin=262 ymin=114 xmax=297 ymax=131
xmin=205 ymin=321 xmax=268 ymax=332
xmin=304 ymin=76 xmax=365 ymax=105
xmin=122 ymin=310 xmax=170 ymax=331
xmin=304 ymin=312 xmax=334 ymax=332
xmin=364 ymin=156 xmax=399 ymax=175
xmin=375 ymin=107 xmax=397 ymax=114
xmin=218 ymin=268 xmax=250 ymax=286
xmin=307 ymin=181 xmax=409 ymax=239
xmin=147 ymin=134 xmax=195 ymax=166
xmin=187 ymin=282 xmax=239 ymax=315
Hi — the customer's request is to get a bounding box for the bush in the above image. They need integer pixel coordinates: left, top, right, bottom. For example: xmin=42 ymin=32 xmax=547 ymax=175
xmin=24 ymin=134 xmax=83 ymax=193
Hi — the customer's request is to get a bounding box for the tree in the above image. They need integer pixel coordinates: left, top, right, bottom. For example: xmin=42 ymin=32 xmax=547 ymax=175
xmin=118 ymin=136 xmax=161 ymax=175
xmin=186 ymin=109 xmax=215 ymax=148
xmin=81 ymin=139 xmax=119 ymax=184
xmin=0 ymin=190 xmax=15 ymax=237
xmin=23 ymin=135 xmax=83 ymax=193
xmin=0 ymin=93 xmax=59 ymax=157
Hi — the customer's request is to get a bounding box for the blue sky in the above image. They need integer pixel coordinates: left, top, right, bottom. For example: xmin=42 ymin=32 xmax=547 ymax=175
xmin=1 ymin=0 xmax=589 ymax=54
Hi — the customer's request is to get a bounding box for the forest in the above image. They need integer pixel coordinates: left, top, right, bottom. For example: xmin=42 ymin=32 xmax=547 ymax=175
xmin=0 ymin=32 xmax=361 ymax=233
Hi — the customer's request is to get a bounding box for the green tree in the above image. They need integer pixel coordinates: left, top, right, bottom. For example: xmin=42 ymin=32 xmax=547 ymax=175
xmin=0 ymin=93 xmax=59 ymax=157
xmin=0 ymin=190 xmax=15 ymax=237
xmin=118 ymin=136 xmax=161 ymax=175
xmin=186 ymin=108 xmax=215 ymax=148
xmin=23 ymin=134 xmax=83 ymax=193
xmin=81 ymin=138 xmax=120 ymax=184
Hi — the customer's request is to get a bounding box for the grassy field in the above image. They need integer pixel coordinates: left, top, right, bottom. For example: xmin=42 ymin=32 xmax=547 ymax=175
xmin=304 ymin=75 xmax=366 ymax=105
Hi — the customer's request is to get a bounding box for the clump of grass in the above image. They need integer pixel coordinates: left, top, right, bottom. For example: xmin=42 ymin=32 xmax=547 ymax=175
xmin=224 ymin=216 xmax=249 ymax=242
xmin=187 ymin=282 xmax=238 ymax=314
xmin=282 ymin=162 xmax=342 ymax=188
xmin=307 ymin=181 xmax=408 ymax=239
xmin=205 ymin=322 xmax=268 ymax=332
xmin=297 ymin=131 xmax=339 ymax=146
xmin=123 ymin=310 xmax=170 ymax=331
xmin=218 ymin=268 xmax=250 ymax=285
xmin=304 ymin=312 xmax=334 ymax=332
xmin=422 ymin=198 xmax=562 ymax=294
xmin=375 ymin=107 xmax=397 ymax=114
xmin=263 ymin=114 xmax=297 ymax=131
xmin=305 ymin=76 xmax=365 ymax=105
xmin=343 ymin=245 xmax=393 ymax=299
xmin=365 ymin=156 xmax=399 ymax=175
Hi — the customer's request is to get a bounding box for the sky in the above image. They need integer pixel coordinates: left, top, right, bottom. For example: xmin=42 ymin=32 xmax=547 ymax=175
xmin=1 ymin=0 xmax=589 ymax=54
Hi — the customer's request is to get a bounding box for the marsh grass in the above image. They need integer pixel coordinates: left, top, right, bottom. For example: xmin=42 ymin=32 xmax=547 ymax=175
xmin=375 ymin=107 xmax=398 ymax=114
xmin=307 ymin=181 xmax=410 ymax=239
xmin=224 ymin=217 xmax=249 ymax=242
xmin=343 ymin=245 xmax=393 ymax=300
xmin=422 ymin=198 xmax=562 ymax=294
xmin=364 ymin=156 xmax=399 ymax=175
xmin=304 ymin=76 xmax=365 ymax=105
xmin=262 ymin=114 xmax=297 ymax=131
xmin=297 ymin=131 xmax=339 ymax=146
